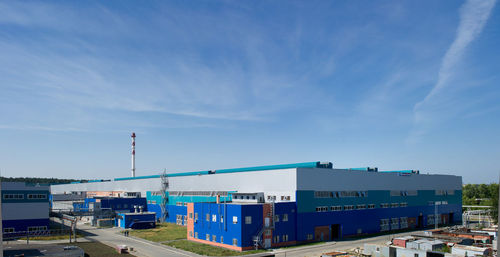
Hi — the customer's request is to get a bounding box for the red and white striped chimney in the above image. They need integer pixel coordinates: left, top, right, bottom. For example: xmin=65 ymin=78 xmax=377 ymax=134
xmin=131 ymin=132 xmax=136 ymax=177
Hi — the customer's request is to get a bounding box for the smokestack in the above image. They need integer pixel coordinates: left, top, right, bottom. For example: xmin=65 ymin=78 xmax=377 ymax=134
xmin=131 ymin=132 xmax=136 ymax=177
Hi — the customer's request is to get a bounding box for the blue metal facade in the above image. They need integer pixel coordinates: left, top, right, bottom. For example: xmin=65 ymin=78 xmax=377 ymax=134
xmin=2 ymin=219 xmax=50 ymax=233
xmin=1 ymin=183 xmax=50 ymax=234
xmin=192 ymin=203 xmax=244 ymax=247
xmin=190 ymin=202 xmax=298 ymax=248
xmin=116 ymin=213 xmax=156 ymax=229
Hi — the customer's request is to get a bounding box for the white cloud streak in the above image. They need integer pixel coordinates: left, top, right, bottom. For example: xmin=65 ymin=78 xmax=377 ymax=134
xmin=410 ymin=0 xmax=496 ymax=140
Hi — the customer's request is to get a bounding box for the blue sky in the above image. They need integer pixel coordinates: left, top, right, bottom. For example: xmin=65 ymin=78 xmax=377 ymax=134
xmin=0 ymin=0 xmax=499 ymax=183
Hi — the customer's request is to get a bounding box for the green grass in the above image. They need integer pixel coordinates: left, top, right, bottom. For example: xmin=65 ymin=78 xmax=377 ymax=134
xmin=61 ymin=242 xmax=130 ymax=257
xmin=129 ymin=223 xmax=187 ymax=242
xmin=165 ymin=240 xmax=267 ymax=256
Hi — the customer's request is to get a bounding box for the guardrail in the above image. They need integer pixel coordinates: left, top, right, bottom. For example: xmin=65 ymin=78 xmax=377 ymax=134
xmin=3 ymin=229 xmax=72 ymax=240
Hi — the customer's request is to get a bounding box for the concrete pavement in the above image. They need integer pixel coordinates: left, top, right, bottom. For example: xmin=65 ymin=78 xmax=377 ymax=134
xmin=271 ymin=230 xmax=425 ymax=257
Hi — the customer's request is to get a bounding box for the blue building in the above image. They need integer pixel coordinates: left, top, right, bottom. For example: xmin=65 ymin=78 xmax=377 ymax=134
xmin=1 ymin=182 xmax=50 ymax=235
xmin=115 ymin=212 xmax=156 ymax=229
xmin=51 ymin=161 xmax=462 ymax=251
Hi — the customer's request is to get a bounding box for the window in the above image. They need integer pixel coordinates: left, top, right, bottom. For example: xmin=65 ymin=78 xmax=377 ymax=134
xmin=4 ymin=228 xmax=14 ymax=233
xmin=275 ymin=215 xmax=279 ymax=222
xmin=435 ymin=190 xmax=447 ymax=196
xmin=27 ymin=194 xmax=47 ymax=199
xmin=195 ymin=232 xmax=198 ymax=238
xmin=380 ymin=219 xmax=390 ymax=231
xmin=232 ymin=216 xmax=238 ymax=224
xmin=283 ymin=214 xmax=288 ymax=221
xmin=233 ymin=238 xmax=238 ymax=246
xmin=220 ymin=215 xmax=224 ymax=223
xmin=407 ymin=190 xmax=418 ymax=196
xmin=265 ymin=229 xmax=271 ymax=236
xmin=274 ymin=235 xmax=280 ymax=243
xmin=414 ymin=254 xmax=419 ymax=257
xmin=206 ymin=234 xmax=210 ymax=240
xmin=189 ymin=213 xmax=193 ymax=219
xmin=212 ymin=235 xmax=217 ymax=242
xmin=245 ymin=216 xmax=252 ymax=224
xmin=3 ymin=194 xmax=24 ymax=199
xmin=212 ymin=214 xmax=217 ymax=222
xmin=124 ymin=204 xmax=128 ymax=208
xmin=206 ymin=214 xmax=210 ymax=221
xmin=391 ymin=203 xmax=399 ymax=208
xmin=282 ymin=234 xmax=288 ymax=242
xmin=220 ymin=236 xmax=223 ymax=243
xmin=368 ymin=204 xmax=375 ymax=209
xmin=380 ymin=203 xmax=389 ymax=208
xmin=322 ymin=206 xmax=328 ymax=212
xmin=195 ymin=213 xmax=198 ymax=220
xmin=116 ymin=204 xmax=122 ymax=209
xmin=316 ymin=207 xmax=321 ymax=212
xmin=28 ymin=226 xmax=47 ymax=232
xmin=400 ymin=202 xmax=408 ymax=207
xmin=344 ymin=205 xmax=354 ymax=211
xmin=390 ymin=218 xmax=399 ymax=230
xmin=314 ymin=191 xmax=333 ymax=198
xmin=400 ymin=217 xmax=408 ymax=229
xmin=331 ymin=206 xmax=342 ymax=211
xmin=356 ymin=204 xmax=366 ymax=210
xmin=189 ymin=231 xmax=193 ymax=237
xmin=176 ymin=202 xmax=182 ymax=206
xmin=307 ymin=234 xmax=313 ymax=240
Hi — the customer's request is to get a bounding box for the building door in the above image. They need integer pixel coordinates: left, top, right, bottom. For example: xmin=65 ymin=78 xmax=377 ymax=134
xmin=265 ymin=217 xmax=270 ymax=227
xmin=417 ymin=215 xmax=423 ymax=228
xmin=331 ymin=224 xmax=341 ymax=239
xmin=264 ymin=238 xmax=271 ymax=248
xmin=449 ymin=213 xmax=454 ymax=224
xmin=118 ymin=219 xmax=122 ymax=228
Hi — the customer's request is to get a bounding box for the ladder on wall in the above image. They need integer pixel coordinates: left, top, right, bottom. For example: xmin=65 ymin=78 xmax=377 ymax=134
xmin=253 ymin=200 xmax=275 ymax=250
xmin=160 ymin=169 xmax=169 ymax=223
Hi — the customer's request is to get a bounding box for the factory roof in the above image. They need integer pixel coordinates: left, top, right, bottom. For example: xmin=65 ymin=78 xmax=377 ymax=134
xmin=113 ymin=161 xmax=330 ymax=181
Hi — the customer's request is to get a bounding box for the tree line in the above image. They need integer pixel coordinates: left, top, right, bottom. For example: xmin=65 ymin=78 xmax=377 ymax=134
xmin=0 ymin=176 xmax=86 ymax=185
xmin=463 ymin=183 xmax=498 ymax=223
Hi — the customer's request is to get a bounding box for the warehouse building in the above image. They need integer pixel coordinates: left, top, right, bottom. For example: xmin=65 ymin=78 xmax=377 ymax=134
xmin=50 ymin=161 xmax=462 ymax=251
xmin=2 ymin=182 xmax=50 ymax=235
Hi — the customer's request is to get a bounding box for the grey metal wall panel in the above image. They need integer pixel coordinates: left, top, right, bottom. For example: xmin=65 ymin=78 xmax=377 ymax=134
xmin=296 ymin=168 xmax=462 ymax=191
xmin=2 ymin=202 xmax=49 ymax=220
xmin=51 ymin=168 xmax=297 ymax=197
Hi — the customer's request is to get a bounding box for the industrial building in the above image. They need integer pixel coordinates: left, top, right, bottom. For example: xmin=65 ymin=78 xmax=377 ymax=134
xmin=2 ymin=182 xmax=50 ymax=235
xmin=50 ymin=161 xmax=462 ymax=251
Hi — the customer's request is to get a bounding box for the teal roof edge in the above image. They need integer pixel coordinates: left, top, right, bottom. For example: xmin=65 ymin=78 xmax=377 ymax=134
xmin=114 ymin=175 xmax=161 ymax=181
xmin=215 ymin=161 xmax=319 ymax=174
xmin=113 ymin=161 xmax=322 ymax=181
xmin=379 ymin=170 xmax=414 ymax=173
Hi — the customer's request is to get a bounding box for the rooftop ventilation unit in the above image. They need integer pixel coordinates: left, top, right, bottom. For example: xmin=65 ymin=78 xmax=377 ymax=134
xmin=316 ymin=162 xmax=333 ymax=169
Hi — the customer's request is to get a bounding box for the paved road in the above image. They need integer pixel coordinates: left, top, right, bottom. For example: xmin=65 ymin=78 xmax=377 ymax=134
xmin=76 ymin=223 xmax=202 ymax=257
xmin=272 ymin=230 xmax=424 ymax=257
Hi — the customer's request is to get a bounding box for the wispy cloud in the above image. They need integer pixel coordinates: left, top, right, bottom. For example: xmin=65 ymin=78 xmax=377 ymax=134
xmin=409 ymin=0 xmax=497 ymax=142
xmin=0 ymin=1 xmax=335 ymax=132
